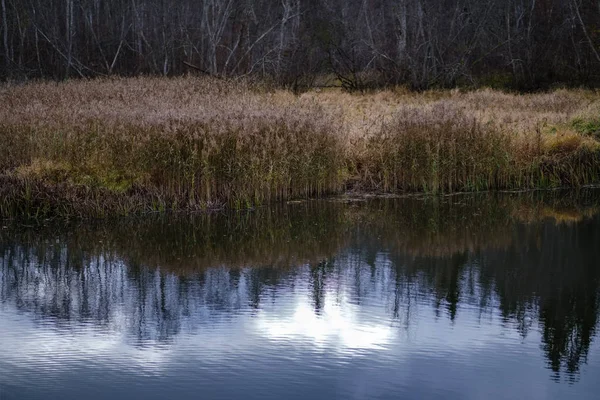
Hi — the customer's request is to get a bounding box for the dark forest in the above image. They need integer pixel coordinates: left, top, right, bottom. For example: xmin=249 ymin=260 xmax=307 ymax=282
xmin=2 ymin=0 xmax=600 ymax=89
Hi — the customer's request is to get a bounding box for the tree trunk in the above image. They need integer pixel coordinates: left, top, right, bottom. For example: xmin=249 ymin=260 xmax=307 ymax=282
xmin=65 ymin=0 xmax=73 ymax=79
xmin=396 ymin=0 xmax=408 ymax=65
xmin=1 ymin=0 xmax=10 ymax=77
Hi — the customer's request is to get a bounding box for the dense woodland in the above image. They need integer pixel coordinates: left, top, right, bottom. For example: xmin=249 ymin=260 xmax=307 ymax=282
xmin=1 ymin=0 xmax=600 ymax=89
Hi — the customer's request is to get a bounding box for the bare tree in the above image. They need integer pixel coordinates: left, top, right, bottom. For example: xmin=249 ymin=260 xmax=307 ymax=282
xmin=1 ymin=0 xmax=10 ymax=77
xmin=0 ymin=0 xmax=599 ymax=89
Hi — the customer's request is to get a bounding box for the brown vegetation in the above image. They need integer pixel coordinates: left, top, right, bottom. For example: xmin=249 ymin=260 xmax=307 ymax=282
xmin=1 ymin=77 xmax=600 ymax=218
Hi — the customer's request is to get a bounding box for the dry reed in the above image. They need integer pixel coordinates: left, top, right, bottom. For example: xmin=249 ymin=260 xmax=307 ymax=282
xmin=1 ymin=77 xmax=599 ymax=218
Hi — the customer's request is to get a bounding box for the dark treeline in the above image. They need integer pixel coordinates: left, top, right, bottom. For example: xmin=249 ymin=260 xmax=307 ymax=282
xmin=1 ymin=0 xmax=600 ymax=89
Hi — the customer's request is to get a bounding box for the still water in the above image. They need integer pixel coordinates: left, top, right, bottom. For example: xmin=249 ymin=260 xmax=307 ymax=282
xmin=1 ymin=191 xmax=600 ymax=399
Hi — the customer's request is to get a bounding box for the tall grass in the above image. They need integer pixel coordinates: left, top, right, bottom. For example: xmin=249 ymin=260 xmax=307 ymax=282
xmin=1 ymin=77 xmax=600 ymax=218
xmin=357 ymin=103 xmax=511 ymax=192
xmin=356 ymin=101 xmax=600 ymax=193
xmin=0 ymin=77 xmax=345 ymax=217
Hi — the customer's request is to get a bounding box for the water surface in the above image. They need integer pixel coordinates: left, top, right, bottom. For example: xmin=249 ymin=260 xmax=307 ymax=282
xmin=1 ymin=191 xmax=600 ymax=399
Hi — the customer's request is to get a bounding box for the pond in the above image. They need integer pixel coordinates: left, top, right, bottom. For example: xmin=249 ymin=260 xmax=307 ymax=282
xmin=1 ymin=190 xmax=600 ymax=399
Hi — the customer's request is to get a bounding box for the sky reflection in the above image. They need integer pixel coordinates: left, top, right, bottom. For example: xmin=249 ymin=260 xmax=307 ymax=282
xmin=2 ymin=193 xmax=600 ymax=399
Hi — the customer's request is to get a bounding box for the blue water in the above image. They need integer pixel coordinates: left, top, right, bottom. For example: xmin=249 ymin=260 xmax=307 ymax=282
xmin=1 ymin=193 xmax=599 ymax=399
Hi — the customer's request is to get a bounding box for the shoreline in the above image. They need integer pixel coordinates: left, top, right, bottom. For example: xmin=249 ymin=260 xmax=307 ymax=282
xmin=3 ymin=175 xmax=600 ymax=221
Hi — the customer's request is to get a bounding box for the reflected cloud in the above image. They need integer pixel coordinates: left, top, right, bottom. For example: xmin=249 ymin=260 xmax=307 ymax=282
xmin=0 ymin=311 xmax=174 ymax=376
xmin=256 ymin=301 xmax=392 ymax=351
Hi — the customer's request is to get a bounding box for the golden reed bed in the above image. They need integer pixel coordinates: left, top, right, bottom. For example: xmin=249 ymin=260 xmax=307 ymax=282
xmin=1 ymin=76 xmax=599 ymax=218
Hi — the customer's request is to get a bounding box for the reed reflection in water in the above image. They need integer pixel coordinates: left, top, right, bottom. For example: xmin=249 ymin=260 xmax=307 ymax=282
xmin=1 ymin=191 xmax=600 ymax=399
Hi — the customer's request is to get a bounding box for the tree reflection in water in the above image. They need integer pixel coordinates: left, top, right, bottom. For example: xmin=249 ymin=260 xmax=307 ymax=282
xmin=1 ymin=190 xmax=599 ymax=381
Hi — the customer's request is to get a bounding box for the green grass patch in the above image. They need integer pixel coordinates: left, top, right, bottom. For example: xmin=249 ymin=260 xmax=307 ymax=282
xmin=572 ymin=118 xmax=600 ymax=139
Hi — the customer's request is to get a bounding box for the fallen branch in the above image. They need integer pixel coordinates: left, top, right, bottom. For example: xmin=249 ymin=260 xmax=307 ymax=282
xmin=183 ymin=61 xmax=225 ymax=80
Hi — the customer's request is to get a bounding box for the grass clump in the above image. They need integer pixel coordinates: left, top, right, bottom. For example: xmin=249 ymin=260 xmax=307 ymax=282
xmin=350 ymin=91 xmax=600 ymax=193
xmin=572 ymin=118 xmax=600 ymax=139
xmin=569 ymin=98 xmax=600 ymax=139
xmin=358 ymin=103 xmax=511 ymax=193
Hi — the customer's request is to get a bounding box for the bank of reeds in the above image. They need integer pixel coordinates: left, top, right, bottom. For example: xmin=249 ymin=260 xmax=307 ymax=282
xmin=1 ymin=77 xmax=600 ymax=218
xmin=356 ymin=94 xmax=600 ymax=193
xmin=0 ymin=78 xmax=345 ymax=217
